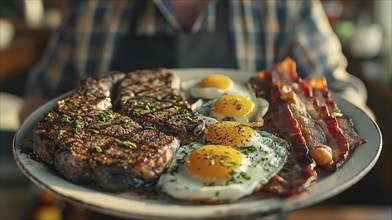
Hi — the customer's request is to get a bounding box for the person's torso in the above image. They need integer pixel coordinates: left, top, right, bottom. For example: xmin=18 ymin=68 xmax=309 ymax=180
xmin=109 ymin=0 xmax=237 ymax=72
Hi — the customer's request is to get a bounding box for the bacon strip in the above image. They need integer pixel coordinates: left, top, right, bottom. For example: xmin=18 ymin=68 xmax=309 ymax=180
xmin=249 ymin=58 xmax=366 ymax=195
xmin=306 ymin=77 xmax=367 ymax=150
xmin=249 ymin=73 xmax=317 ymax=196
xmin=270 ymin=58 xmax=352 ymax=170
xmin=272 ymin=58 xmax=365 ymax=151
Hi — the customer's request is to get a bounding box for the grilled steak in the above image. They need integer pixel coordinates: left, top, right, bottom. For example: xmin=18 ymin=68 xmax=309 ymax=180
xmin=115 ymin=69 xmax=205 ymax=143
xmin=33 ymin=69 xmax=204 ymax=191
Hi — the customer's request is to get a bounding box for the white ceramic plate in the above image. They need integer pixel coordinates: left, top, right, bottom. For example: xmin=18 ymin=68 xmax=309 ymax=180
xmin=13 ymin=68 xmax=382 ymax=219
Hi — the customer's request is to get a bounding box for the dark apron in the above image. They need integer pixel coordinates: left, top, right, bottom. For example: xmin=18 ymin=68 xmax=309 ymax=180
xmin=110 ymin=0 xmax=237 ymax=71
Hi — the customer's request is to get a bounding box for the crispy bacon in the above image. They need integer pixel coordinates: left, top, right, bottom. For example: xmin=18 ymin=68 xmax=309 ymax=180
xmin=306 ymin=77 xmax=367 ymax=150
xmin=269 ymin=58 xmax=355 ymax=170
xmin=249 ymin=57 xmax=366 ymax=195
xmin=249 ymin=73 xmax=317 ymax=196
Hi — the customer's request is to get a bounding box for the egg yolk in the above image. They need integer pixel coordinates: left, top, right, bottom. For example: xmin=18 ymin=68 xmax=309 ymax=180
xmin=198 ymin=75 xmax=234 ymax=91
xmin=185 ymin=145 xmax=242 ymax=180
xmin=211 ymin=94 xmax=256 ymax=119
xmin=204 ymin=121 xmax=255 ymax=146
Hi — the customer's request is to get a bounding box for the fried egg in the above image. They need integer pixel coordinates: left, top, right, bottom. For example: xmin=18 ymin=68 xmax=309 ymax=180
xmin=193 ymin=94 xmax=269 ymax=126
xmin=181 ymin=74 xmax=252 ymax=99
xmin=157 ymin=121 xmax=289 ymax=202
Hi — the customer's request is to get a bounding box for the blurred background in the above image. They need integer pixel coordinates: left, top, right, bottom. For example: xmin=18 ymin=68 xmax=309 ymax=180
xmin=0 ymin=0 xmax=390 ymax=219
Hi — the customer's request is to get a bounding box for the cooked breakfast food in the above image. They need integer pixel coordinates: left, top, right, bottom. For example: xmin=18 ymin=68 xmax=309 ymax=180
xmin=32 ymin=58 xmax=366 ymax=202
xmin=192 ymin=94 xmax=268 ymax=127
xmin=182 ymin=74 xmax=255 ymax=100
xmin=33 ymin=69 xmax=204 ymax=191
xmin=249 ymin=58 xmax=366 ymax=195
xmin=158 ymin=120 xmax=289 ymax=203
xmin=115 ymin=69 xmax=204 ymax=143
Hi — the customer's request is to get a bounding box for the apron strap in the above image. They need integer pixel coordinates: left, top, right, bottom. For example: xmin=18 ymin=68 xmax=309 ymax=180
xmin=215 ymin=0 xmax=229 ymax=32
xmin=129 ymin=1 xmax=147 ymax=34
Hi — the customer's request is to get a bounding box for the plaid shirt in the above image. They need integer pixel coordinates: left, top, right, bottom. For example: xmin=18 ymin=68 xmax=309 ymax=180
xmin=25 ymin=0 xmax=367 ymax=103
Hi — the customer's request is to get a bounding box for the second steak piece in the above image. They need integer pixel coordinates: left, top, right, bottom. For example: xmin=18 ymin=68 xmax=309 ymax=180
xmin=116 ymin=69 xmax=205 ymax=144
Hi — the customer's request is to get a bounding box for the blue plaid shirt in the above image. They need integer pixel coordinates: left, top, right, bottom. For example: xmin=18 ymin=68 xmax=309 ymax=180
xmin=25 ymin=0 xmax=367 ymax=103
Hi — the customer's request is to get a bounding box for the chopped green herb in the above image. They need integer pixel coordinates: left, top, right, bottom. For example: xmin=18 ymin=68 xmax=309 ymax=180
xmin=203 ymin=182 xmax=216 ymax=186
xmin=115 ymin=139 xmax=137 ymax=148
xmin=107 ymin=110 xmax=116 ymax=119
xmin=146 ymin=103 xmax=158 ymax=110
xmin=181 ymin=109 xmax=196 ymax=122
xmin=221 ymin=161 xmax=237 ymax=168
xmin=166 ymin=117 xmax=176 ymax=123
xmin=181 ymin=109 xmax=192 ymax=117
xmin=98 ymin=113 xmax=107 ymax=123
xmin=258 ymin=131 xmax=270 ymax=137
xmin=61 ymin=115 xmax=71 ymax=123
xmin=184 ymin=115 xmax=196 ymax=123
xmin=132 ymin=111 xmax=141 ymax=117
xmin=242 ymin=145 xmax=256 ymax=155
xmin=47 ymin=112 xmax=53 ymax=118
xmin=137 ymin=103 xmax=158 ymax=111
xmin=91 ymin=129 xmax=100 ymax=134
xmin=144 ymin=125 xmax=157 ymax=130
xmin=258 ymin=90 xmax=266 ymax=98
xmin=57 ymin=130 xmax=65 ymax=135
xmin=151 ymin=78 xmax=160 ymax=86
xmin=98 ymin=110 xmax=115 ymax=123
xmin=332 ymin=107 xmax=341 ymax=114
xmin=123 ymin=141 xmax=137 ymax=148
xmin=229 ymin=170 xmax=237 ymax=176
xmin=240 ymin=171 xmax=251 ymax=180
xmin=75 ymin=120 xmax=82 ymax=129
xmin=95 ymin=146 xmax=102 ymax=153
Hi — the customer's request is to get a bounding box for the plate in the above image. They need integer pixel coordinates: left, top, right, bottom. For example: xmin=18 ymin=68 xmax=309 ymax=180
xmin=13 ymin=68 xmax=382 ymax=219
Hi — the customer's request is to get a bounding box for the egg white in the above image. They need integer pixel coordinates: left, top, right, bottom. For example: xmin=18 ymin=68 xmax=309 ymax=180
xmin=157 ymin=130 xmax=289 ymax=202
xmin=181 ymin=77 xmax=253 ymax=100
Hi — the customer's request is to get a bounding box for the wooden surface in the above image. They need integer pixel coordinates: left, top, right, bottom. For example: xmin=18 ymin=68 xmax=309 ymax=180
xmin=0 ymin=36 xmax=35 ymax=80
xmin=0 ymin=19 xmax=51 ymax=81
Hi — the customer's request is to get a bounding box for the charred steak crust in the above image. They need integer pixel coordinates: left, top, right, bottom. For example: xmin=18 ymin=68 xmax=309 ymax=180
xmin=116 ymin=69 xmax=205 ymax=144
xmin=33 ymin=69 xmax=204 ymax=192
